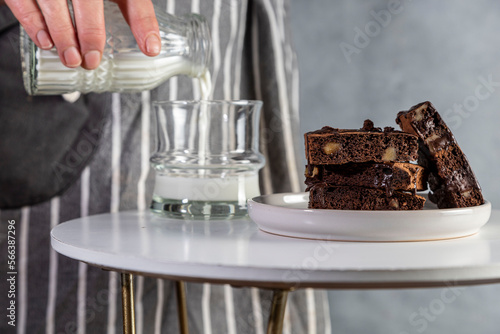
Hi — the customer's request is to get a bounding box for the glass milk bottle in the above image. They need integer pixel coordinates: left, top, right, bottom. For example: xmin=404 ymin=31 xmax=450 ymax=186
xmin=20 ymin=0 xmax=211 ymax=95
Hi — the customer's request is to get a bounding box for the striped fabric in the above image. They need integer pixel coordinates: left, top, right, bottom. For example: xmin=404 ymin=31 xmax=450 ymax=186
xmin=0 ymin=0 xmax=331 ymax=333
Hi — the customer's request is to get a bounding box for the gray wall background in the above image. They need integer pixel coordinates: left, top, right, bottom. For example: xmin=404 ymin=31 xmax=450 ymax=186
xmin=290 ymin=0 xmax=500 ymax=333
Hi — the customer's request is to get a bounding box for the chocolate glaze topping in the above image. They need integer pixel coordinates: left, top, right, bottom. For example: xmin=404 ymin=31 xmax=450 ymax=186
xmin=305 ymin=162 xmax=426 ymax=197
xmin=310 ymin=120 xmax=404 ymax=135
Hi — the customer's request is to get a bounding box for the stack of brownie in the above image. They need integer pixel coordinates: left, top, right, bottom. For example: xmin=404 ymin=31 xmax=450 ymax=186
xmin=304 ymin=120 xmax=427 ymax=210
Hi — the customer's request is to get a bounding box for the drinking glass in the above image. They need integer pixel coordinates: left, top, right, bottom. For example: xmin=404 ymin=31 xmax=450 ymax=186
xmin=150 ymin=100 xmax=265 ymax=219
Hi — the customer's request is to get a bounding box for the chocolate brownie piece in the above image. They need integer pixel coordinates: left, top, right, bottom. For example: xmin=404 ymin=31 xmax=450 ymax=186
xmin=308 ymin=185 xmax=426 ymax=210
xmin=396 ymin=101 xmax=484 ymax=208
xmin=305 ymin=162 xmax=427 ymax=195
xmin=305 ymin=120 xmax=419 ymax=164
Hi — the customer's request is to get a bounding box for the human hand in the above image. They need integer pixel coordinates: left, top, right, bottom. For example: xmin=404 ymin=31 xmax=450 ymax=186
xmin=5 ymin=0 xmax=161 ymax=70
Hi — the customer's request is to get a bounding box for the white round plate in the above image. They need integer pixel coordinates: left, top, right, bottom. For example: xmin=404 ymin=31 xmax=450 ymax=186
xmin=247 ymin=192 xmax=492 ymax=242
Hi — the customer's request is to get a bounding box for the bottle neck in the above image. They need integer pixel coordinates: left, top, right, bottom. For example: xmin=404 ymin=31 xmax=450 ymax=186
xmin=155 ymin=11 xmax=212 ymax=79
xmin=184 ymin=14 xmax=212 ymax=78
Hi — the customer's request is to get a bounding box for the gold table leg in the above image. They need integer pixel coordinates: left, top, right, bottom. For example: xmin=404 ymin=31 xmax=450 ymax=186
xmin=266 ymin=289 xmax=289 ymax=334
xmin=121 ymin=273 xmax=136 ymax=334
xmin=176 ymin=281 xmax=189 ymax=334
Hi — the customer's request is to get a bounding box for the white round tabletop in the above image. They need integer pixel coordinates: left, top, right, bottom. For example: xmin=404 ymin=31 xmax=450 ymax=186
xmin=51 ymin=210 xmax=500 ymax=289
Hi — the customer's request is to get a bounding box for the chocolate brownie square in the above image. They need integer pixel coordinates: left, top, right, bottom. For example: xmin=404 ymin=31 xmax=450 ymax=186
xmin=305 ymin=162 xmax=427 ymax=196
xmin=396 ymin=101 xmax=484 ymax=208
xmin=304 ymin=120 xmax=419 ymax=165
xmin=308 ymin=185 xmax=426 ymax=210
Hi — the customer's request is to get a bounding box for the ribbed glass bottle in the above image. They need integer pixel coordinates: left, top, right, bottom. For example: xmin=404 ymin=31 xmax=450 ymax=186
xmin=20 ymin=1 xmax=211 ymax=95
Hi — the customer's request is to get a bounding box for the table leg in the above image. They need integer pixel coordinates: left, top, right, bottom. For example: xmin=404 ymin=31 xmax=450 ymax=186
xmin=266 ymin=289 xmax=289 ymax=334
xmin=176 ymin=281 xmax=189 ymax=334
xmin=120 ymin=273 xmax=136 ymax=334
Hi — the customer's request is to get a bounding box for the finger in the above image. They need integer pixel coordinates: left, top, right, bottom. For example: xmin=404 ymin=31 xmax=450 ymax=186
xmin=5 ymin=0 xmax=54 ymax=49
xmin=114 ymin=0 xmax=160 ymax=57
xmin=71 ymin=0 xmax=105 ymax=70
xmin=37 ymin=0 xmax=81 ymax=68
